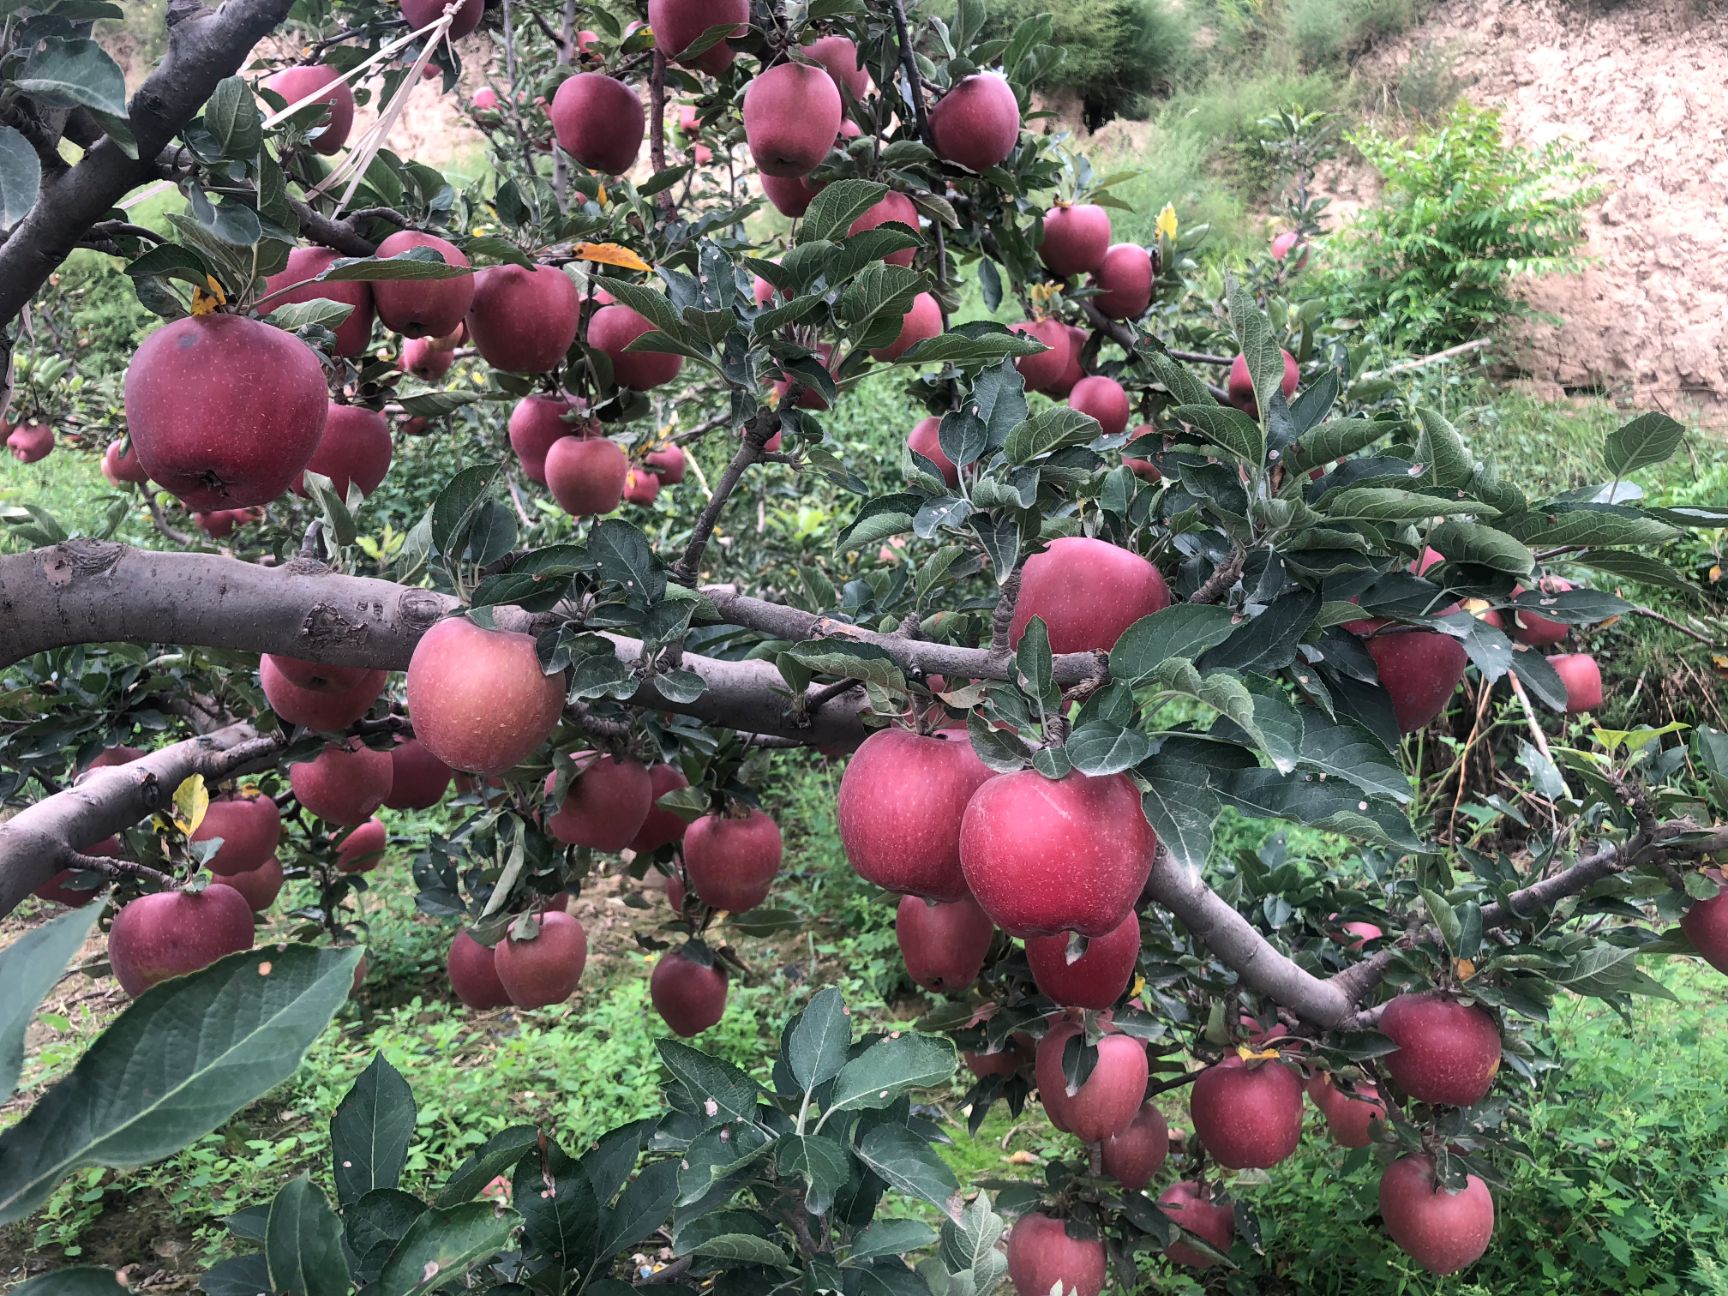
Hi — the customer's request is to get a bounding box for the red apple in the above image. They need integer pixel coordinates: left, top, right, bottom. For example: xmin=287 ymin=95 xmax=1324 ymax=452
xmin=646 ymin=444 xmax=687 ymax=484
xmin=102 ymin=439 xmax=150 ymax=485
xmin=1010 ymin=318 xmax=1070 ymax=394
xmin=1271 ymin=231 xmax=1308 ymax=266
xmin=1509 ymin=576 xmax=1574 ymax=647
xmin=402 ymin=336 xmax=454 ymax=381
xmin=79 ymin=746 xmax=146 ymax=776
xmin=623 ymin=466 xmax=660 ymax=505
xmin=210 ymin=856 xmax=284 ymax=913
xmin=1034 ymin=1020 xmax=1148 ymax=1142
xmin=299 ymin=402 xmax=392 ymax=499
xmin=1101 ymin=1102 xmax=1169 ymax=1190
xmin=1158 ymin=1181 xmax=1234 ymax=1269
xmin=905 ymin=416 xmax=959 ymax=488
xmin=802 ymin=35 xmax=870 ymax=103
xmin=1068 ymin=374 xmax=1130 ymax=438
xmin=372 ymin=231 xmax=474 ymax=339
xmin=663 ymin=873 xmax=687 ymax=910
xmin=1307 ymin=1072 xmax=1387 ymax=1148
xmin=1040 ymin=203 xmax=1111 ymax=278
xmin=405 ymin=618 xmax=567 ymax=776
xmin=263 ymin=245 xmax=374 ymax=358
xmin=1090 ymin=243 xmax=1152 ymax=320
xmin=1225 ymin=349 xmax=1299 ymax=416
xmin=509 ymin=394 xmax=585 ymax=485
xmin=1550 ymin=652 xmax=1602 ymax=714
xmin=965 ymin=1038 xmax=1031 ymax=1078
xmin=683 ymin=808 xmax=782 ymax=914
xmin=761 ymin=172 xmax=825 ymax=217
xmin=630 ymin=763 xmax=692 ymax=853
xmin=107 ymin=886 xmax=256 ymax=998
xmin=1355 ymin=624 xmax=1468 ymax=734
xmin=125 ymin=314 xmax=328 ymax=510
xmin=290 ymin=739 xmax=394 ymax=825
xmin=868 ymin=291 xmax=941 ymax=363
xmin=1188 ymin=1056 xmax=1304 ymax=1169
xmin=192 ymin=794 xmax=282 ymax=877
xmin=6 ymin=422 xmax=52 ymax=463
xmin=259 ymin=654 xmax=385 ymax=731
xmin=472 ymin=86 xmax=499 ymax=111
xmin=589 ymin=303 xmax=685 ymax=390
xmin=266 ymin=655 xmax=376 ymax=693
xmin=335 ymin=817 xmax=387 ymax=874
xmin=838 ymin=728 xmax=994 ymax=901
xmin=400 ymin=0 xmax=483 ymax=39
xmin=386 ymin=737 xmax=454 ymax=810
xmin=1681 ymin=878 xmax=1728 ymax=974
xmin=545 ymin=436 xmax=629 ymax=517
xmin=265 ymin=64 xmax=355 ymax=155
xmin=1025 ymin=911 xmax=1140 ymax=1009
xmin=495 ymin=910 xmax=588 ymax=1008
xmin=1379 ymin=1154 xmax=1495 ymax=1275
xmin=1005 ymin=1213 xmax=1106 ymax=1296
xmin=466 ymin=263 xmax=581 ymax=374
xmin=744 ymin=62 xmax=842 ymax=177
xmin=447 ymin=929 xmax=510 ymax=1009
xmin=848 ymin=191 xmax=920 ymax=268
xmin=550 ymin=73 xmax=645 ymax=174
xmin=650 ymin=946 xmax=730 ymax=1036
xmin=1379 ymin=991 xmax=1501 ymax=1107
xmin=1009 ymin=536 xmax=1171 ymax=654
xmin=896 ymin=894 xmax=994 ymax=994
xmin=649 ymin=0 xmax=746 ymax=72
xmin=1123 ymin=424 xmax=1161 ymax=481
xmin=1336 ymin=919 xmax=1383 ymax=950
xmin=1046 ymin=323 xmax=1089 ymax=399
xmin=929 ymin=73 xmax=1020 ymax=172
xmin=961 ymin=769 xmax=1155 ymax=937
xmin=545 ymin=753 xmax=653 ymax=851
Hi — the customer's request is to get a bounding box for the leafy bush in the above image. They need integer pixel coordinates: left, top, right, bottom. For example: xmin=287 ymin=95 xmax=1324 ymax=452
xmin=1320 ymin=103 xmax=1595 ymax=353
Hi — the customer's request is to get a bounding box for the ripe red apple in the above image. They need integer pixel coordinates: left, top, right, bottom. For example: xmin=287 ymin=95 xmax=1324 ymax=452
xmin=1550 ymin=652 xmax=1602 ymax=714
xmin=683 ymin=808 xmax=782 ymax=914
xmin=1009 ymin=536 xmax=1171 ymax=654
xmin=426 ymin=321 xmax=465 ymax=352
xmin=1509 ymin=576 xmax=1574 ymax=647
xmin=550 ymin=73 xmax=645 ymax=174
xmin=1225 ymin=349 xmax=1300 ymax=416
xmin=630 ymin=763 xmax=692 ymax=853
xmin=545 ymin=436 xmax=629 ymax=517
xmin=193 ymin=509 xmax=239 ymax=539
xmin=371 ymin=231 xmax=474 ymax=339
xmin=298 ymin=402 xmax=393 ymax=499
xmin=1308 ymin=1072 xmax=1387 ymax=1148
xmin=649 ymin=0 xmax=746 ymax=72
xmin=1034 ymin=1020 xmax=1148 ymax=1142
xmin=1158 ymin=1181 xmax=1234 ymax=1269
xmin=125 ymin=314 xmax=327 ymax=510
xmin=1010 ymin=318 xmax=1070 ymax=393
xmin=1026 ymin=911 xmax=1140 ymax=1009
xmin=1101 ymin=1102 xmax=1169 ymax=1190
xmin=473 ymin=86 xmax=499 ymax=111
xmin=1379 ymin=1154 xmax=1495 ymax=1275
xmin=744 ymin=62 xmax=842 ymax=177
xmin=869 ymin=292 xmax=941 ymax=362
xmin=495 ymin=910 xmax=588 ymax=1008
xmin=929 ymin=73 xmax=1020 ymax=172
xmin=7 ymin=422 xmax=53 ymax=463
xmin=405 ymin=618 xmax=567 ymax=775
xmin=192 ymin=793 xmax=282 ymax=877
xmin=509 ymin=394 xmax=585 ymax=485
xmin=107 ymin=886 xmax=256 ymax=997
xmin=896 ymin=894 xmax=994 ymax=994
xmin=1122 ymin=424 xmax=1161 ymax=481
xmin=263 ymin=245 xmax=374 ymax=358
xmin=1337 ymin=919 xmax=1383 ymax=950
xmin=1040 ymin=203 xmax=1111 ymax=278
xmin=663 ymin=873 xmax=687 ymax=910
xmin=965 ymin=1037 xmax=1031 ymax=1078
xmin=102 ymin=439 xmax=150 ymax=485
xmin=402 ymin=336 xmax=454 ymax=381
xmin=1005 ymin=1213 xmax=1105 ymax=1296
xmin=1188 ymin=1056 xmax=1304 ymax=1169
xmin=1271 ymin=230 xmax=1310 ymax=269
xmin=650 ymin=946 xmax=730 ymax=1036
xmin=848 ymin=191 xmax=920 ymax=268
xmin=466 ymin=263 xmax=581 ymax=374
xmin=1379 ymin=991 xmax=1501 ymax=1107
xmin=905 ymin=416 xmax=958 ymax=488
xmin=335 ymin=817 xmax=387 ymax=874
xmin=385 ymin=737 xmax=454 ymax=810
xmin=1354 ymin=624 xmax=1468 ymax=733
xmin=290 ymin=738 xmax=394 ymax=825
xmin=210 ymin=856 xmax=284 ymax=913
xmin=1068 ymin=374 xmax=1130 ymax=438
xmin=267 ymin=655 xmax=376 ymax=693
xmin=802 ymin=35 xmax=870 ymax=103
xmin=761 ymin=171 xmax=825 ymax=217
xmin=838 ymin=728 xmax=994 ymax=901
xmin=265 ymin=64 xmax=355 ymax=155
xmin=545 ymin=753 xmax=653 ymax=851
xmin=962 ymin=768 xmax=1155 ymax=937
xmin=646 ymin=444 xmax=687 ymax=484
xmin=259 ymin=654 xmax=385 ymax=731
xmin=447 ymin=929 xmax=510 ymax=1009
xmin=623 ymin=466 xmax=660 ymax=505
xmin=1681 ymin=879 xmax=1728 ymax=974
xmin=80 ymin=746 xmax=145 ymax=776
xmin=589 ymin=303 xmax=685 ymax=390
xmin=1090 ymin=243 xmax=1153 ymax=320
xmin=400 ymin=0 xmax=483 ymax=38
xmin=1046 ymin=324 xmax=1089 ymax=399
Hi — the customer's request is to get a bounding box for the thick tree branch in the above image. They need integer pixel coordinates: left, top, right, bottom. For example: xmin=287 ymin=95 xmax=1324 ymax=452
xmin=0 ymin=0 xmax=299 ymax=331
xmin=1188 ymin=550 xmax=1245 ymax=605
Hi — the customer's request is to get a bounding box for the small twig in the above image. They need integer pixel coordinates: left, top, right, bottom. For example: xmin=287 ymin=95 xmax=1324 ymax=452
xmin=145 ymin=494 xmax=193 ymax=547
xmin=1357 ymin=338 xmax=1491 ymax=382
xmin=672 ymin=415 xmax=777 ymax=586
xmin=807 ymin=678 xmax=861 ymax=712
xmin=1189 ymin=550 xmax=1245 ymax=606
xmin=1169 ymin=349 xmax=1233 ymax=366
xmin=989 ymin=571 xmax=1022 ymax=653
xmin=1632 ymin=605 xmax=1720 ymax=648
xmin=69 ymin=851 xmax=177 ymax=890
xmin=649 ymin=52 xmax=674 ymax=220
xmin=888 ymin=0 xmax=934 ymax=146
xmin=298 ymin=520 xmax=324 ymax=560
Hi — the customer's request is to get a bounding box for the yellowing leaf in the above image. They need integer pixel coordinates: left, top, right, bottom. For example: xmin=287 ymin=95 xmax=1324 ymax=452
xmin=1237 ymin=1044 xmax=1281 ymax=1063
xmin=574 ymin=241 xmax=648 ymax=272
xmin=1455 ymin=957 xmax=1478 ymax=981
xmin=169 ymin=774 xmax=210 ymax=837
xmin=190 ymin=277 xmax=227 ymax=316
xmin=1156 ymin=203 xmax=1179 ymax=242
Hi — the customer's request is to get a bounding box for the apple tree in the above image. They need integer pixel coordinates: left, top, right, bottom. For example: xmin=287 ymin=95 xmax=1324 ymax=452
xmin=2 ymin=1 xmax=1727 ymax=1292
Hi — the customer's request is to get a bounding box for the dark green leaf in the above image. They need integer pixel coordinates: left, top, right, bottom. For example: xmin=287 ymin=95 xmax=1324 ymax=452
xmin=657 ymin=1040 xmax=760 ymax=1124
xmin=436 ymin=1126 xmax=537 ymax=1207
xmin=346 ymin=1189 xmax=427 ymax=1285
xmin=0 ymin=125 xmax=42 ymax=229
xmin=14 ymin=1269 xmax=129 ymax=1296
xmin=827 ymin=1035 xmax=956 ymax=1116
xmin=265 ymin=1176 xmax=347 ymax=1296
xmin=373 ymin=1202 xmax=521 ymax=1296
xmin=16 ymin=38 xmax=127 ymax=116
xmin=788 ymin=987 xmax=852 ymax=1093
xmin=1173 ymin=403 xmax=1265 ymax=464
xmin=1604 ymin=412 xmax=1686 ymax=478
xmin=0 ymin=903 xmax=102 ymax=1102
xmin=1109 ymin=606 xmax=1236 ymax=684
xmin=803 ymin=179 xmax=890 ymax=244
xmin=775 ymin=1135 xmax=849 ymax=1216
xmin=331 ymin=1053 xmax=416 ymax=1206
xmin=513 ymin=1140 xmax=598 ymax=1271
xmin=852 ymin=1122 xmax=957 ymax=1210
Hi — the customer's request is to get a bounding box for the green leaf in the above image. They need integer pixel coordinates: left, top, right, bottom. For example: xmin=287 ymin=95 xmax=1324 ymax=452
xmin=1109 ymin=606 xmax=1237 ymax=685
xmin=1419 ymin=888 xmax=1463 ymax=954
xmin=774 ymin=1135 xmax=850 ymax=1216
xmin=264 ymin=299 xmax=356 ymax=333
xmin=852 ymin=1218 xmax=939 ymax=1264
xmin=691 ymin=1233 xmax=792 ymax=1266
xmin=1604 ymin=412 xmax=1686 ymax=478
xmin=1322 ymin=488 xmax=1495 ymax=522
xmin=1500 ymin=506 xmax=1677 ymax=548
xmin=373 ymin=1202 xmax=521 ymax=1296
xmin=1425 ymin=520 xmax=1532 ymax=575
xmin=16 ymin=1270 xmax=130 ymax=1296
xmin=803 ymin=179 xmax=890 ymax=244
xmin=590 ymin=518 xmax=666 ymax=605
xmin=347 ymin=1189 xmax=427 ymax=1285
xmin=896 ymin=331 xmax=1043 ymax=367
xmin=0 ymin=946 xmax=360 ymax=1225
xmin=436 ymin=1125 xmax=537 ymax=1207
xmin=16 ymin=38 xmax=127 ymax=117
xmin=1412 ymin=406 xmax=1473 ymax=490
xmin=513 ymin=1139 xmax=598 ymax=1271
xmin=827 ymin=1034 xmax=956 ymax=1116
xmin=787 ymin=987 xmax=852 ymax=1093
xmin=321 ymin=252 xmax=475 ymax=282
xmin=853 ymin=1122 xmax=958 ymax=1210
xmin=1563 ymin=944 xmax=1678 ymax=1002
xmin=1173 ymin=403 xmax=1265 ymax=464
xmin=657 ymin=1040 xmax=761 ymax=1124
xmin=840 ymin=262 xmax=926 ymax=349
xmin=940 ymin=1192 xmax=1009 ymax=1290
xmin=1003 ymin=405 xmax=1100 ymax=463
xmin=0 ymin=125 xmax=42 ymax=230
xmin=1139 ymin=768 xmax=1217 ymax=874
xmin=1291 ymin=417 xmax=1398 ymax=468
xmin=594 ymin=1158 xmax=678 ymax=1260
xmin=1299 ymin=715 xmax=1412 ymax=803
xmin=0 ymin=903 xmax=102 ymax=1102
xmin=430 ymin=461 xmax=505 ymax=560
xmin=1015 ymin=616 xmax=1057 ymax=707
xmin=786 ymin=642 xmax=908 ymax=693
xmin=265 ymin=1176 xmax=348 ymax=1296
xmin=1144 ymin=349 xmax=1213 ymax=409
xmin=1226 ymin=275 xmax=1284 ymax=432
xmin=1573 ymin=549 xmax=1693 ymax=592
xmin=1064 ymin=724 xmax=1154 ymax=776
xmin=204 ymin=77 xmax=263 ymax=159
xmin=331 ymin=1053 xmax=416 ymax=1206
